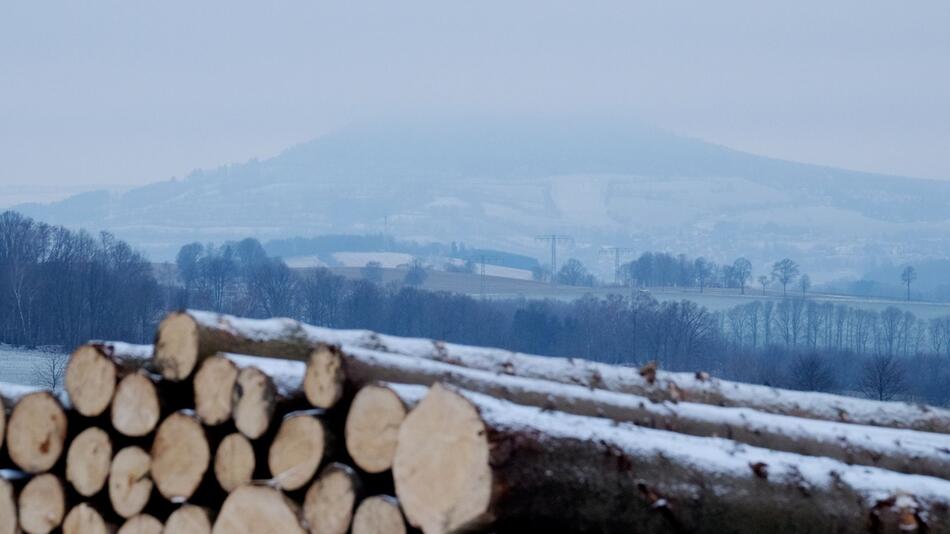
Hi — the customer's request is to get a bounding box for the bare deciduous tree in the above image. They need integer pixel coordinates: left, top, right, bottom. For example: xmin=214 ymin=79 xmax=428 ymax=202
xmin=771 ymin=258 xmax=799 ymax=297
xmin=732 ymin=257 xmax=752 ymax=294
xmin=34 ymin=353 xmax=68 ymax=391
xmin=859 ymin=353 xmax=905 ymax=401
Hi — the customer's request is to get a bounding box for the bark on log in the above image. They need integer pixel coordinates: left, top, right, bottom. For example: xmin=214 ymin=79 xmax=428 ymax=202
xmin=211 ymin=485 xmax=305 ymax=534
xmin=63 ymin=503 xmax=110 ymax=534
xmin=351 ymin=496 xmax=407 ymax=534
xmin=109 ymin=446 xmax=153 ymax=519
xmin=150 ymin=412 xmax=210 ymax=502
xmin=344 ymin=384 xmax=426 ymax=474
xmin=164 ymin=505 xmax=212 ymax=534
xmin=329 ymin=346 xmax=950 ymax=480
xmin=213 ymin=433 xmax=255 ymax=493
xmin=267 ymin=411 xmax=327 ymax=491
xmin=4 ymin=390 xmax=67 ymax=473
xmin=302 ymin=463 xmax=361 ymax=534
xmin=64 ymin=342 xmax=152 ymax=418
xmin=117 ymin=514 xmax=163 ymax=534
xmin=393 ymin=384 xmax=950 ymax=534
xmin=159 ymin=310 xmax=950 ymax=433
xmin=0 ymin=476 xmax=15 ymax=534
xmin=17 ymin=473 xmax=65 ymax=534
xmin=66 ymin=426 xmax=112 ymax=497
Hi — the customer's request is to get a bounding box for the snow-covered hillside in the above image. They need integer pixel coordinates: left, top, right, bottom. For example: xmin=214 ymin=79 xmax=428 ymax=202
xmin=0 ymin=345 xmax=68 ymax=388
xmin=13 ymin=118 xmax=950 ymax=280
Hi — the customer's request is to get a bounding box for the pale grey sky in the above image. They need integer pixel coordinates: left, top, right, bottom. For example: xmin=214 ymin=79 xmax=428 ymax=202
xmin=1 ymin=1 xmax=948 ymax=193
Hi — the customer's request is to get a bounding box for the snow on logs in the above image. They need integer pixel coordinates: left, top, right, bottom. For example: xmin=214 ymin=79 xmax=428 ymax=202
xmin=155 ymin=309 xmax=950 ymax=433
xmin=7 ymin=309 xmax=950 ymax=533
xmin=393 ymin=384 xmax=950 ymax=534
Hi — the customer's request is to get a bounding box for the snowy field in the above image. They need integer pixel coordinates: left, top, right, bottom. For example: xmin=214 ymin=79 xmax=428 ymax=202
xmin=0 ymin=345 xmax=68 ymax=388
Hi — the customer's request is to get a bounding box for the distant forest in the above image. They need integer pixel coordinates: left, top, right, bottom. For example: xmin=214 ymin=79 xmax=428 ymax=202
xmin=2 ymin=210 xmax=949 ymax=406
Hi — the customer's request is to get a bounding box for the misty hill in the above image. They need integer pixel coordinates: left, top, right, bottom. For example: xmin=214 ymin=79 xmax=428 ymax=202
xmin=15 ymin=118 xmax=950 ymax=278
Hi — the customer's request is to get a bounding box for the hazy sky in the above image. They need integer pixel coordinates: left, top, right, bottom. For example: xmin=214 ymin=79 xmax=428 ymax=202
xmin=2 ymin=1 xmax=948 ymax=194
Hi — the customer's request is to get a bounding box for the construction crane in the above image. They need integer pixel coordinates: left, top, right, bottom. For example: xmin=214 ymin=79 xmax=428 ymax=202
xmin=535 ymin=235 xmax=573 ymax=285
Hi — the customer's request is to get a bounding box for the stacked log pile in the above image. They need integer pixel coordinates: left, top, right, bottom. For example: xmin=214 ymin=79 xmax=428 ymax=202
xmin=3 ymin=309 xmax=950 ymax=533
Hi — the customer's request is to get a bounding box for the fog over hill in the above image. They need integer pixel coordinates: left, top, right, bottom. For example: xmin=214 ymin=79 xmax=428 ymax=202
xmin=14 ymin=118 xmax=950 ymax=279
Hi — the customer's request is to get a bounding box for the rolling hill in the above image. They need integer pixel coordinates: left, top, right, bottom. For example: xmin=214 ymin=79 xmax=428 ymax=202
xmin=13 ymin=117 xmax=950 ymax=279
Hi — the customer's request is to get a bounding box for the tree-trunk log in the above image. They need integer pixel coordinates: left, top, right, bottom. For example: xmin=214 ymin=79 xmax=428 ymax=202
xmin=111 ymin=371 xmax=161 ymax=437
xmin=351 ymin=496 xmax=407 ymax=534
xmin=193 ymin=353 xmax=306 ymax=434
xmin=302 ymin=463 xmax=361 ymax=534
xmin=150 ymin=412 xmax=210 ymax=502
xmin=213 ymin=433 xmax=255 ymax=493
xmin=393 ymin=384 xmax=950 ymax=534
xmin=267 ymin=410 xmax=328 ymax=491
xmin=63 ymin=503 xmax=111 ymax=534
xmin=117 ymin=514 xmax=163 ymax=534
xmin=211 ymin=485 xmax=305 ymax=534
xmin=3 ymin=389 xmax=67 ymax=473
xmin=164 ymin=505 xmax=212 ymax=534
xmin=0 ymin=382 xmax=41 ymax=455
xmin=65 ymin=342 xmax=152 ymax=418
xmin=109 ymin=446 xmax=153 ymax=519
xmin=0 ymin=476 xmax=15 ymax=534
xmin=157 ymin=310 xmax=950 ymax=433
xmin=327 ymin=346 xmax=950 ymax=480
xmin=65 ymin=426 xmax=112 ymax=497
xmin=17 ymin=473 xmax=65 ymax=534
xmin=344 ymin=384 xmax=426 ymax=474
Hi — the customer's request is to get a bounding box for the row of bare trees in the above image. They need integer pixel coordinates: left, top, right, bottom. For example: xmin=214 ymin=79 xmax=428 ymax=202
xmin=0 ymin=211 xmax=159 ymax=348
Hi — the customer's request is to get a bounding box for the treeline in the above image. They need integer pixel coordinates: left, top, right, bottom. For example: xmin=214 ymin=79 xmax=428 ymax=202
xmin=3 ymin=213 xmax=949 ymax=407
xmin=0 ymin=211 xmax=160 ymax=348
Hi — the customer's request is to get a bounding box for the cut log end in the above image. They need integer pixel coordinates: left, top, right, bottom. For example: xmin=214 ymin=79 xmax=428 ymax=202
xmin=111 ymin=373 xmax=160 ymax=437
xmin=345 ymin=385 xmax=409 ymax=474
xmin=393 ymin=384 xmax=492 ymax=534
xmin=165 ymin=505 xmax=212 ymax=534
xmin=303 ymin=463 xmax=360 ymax=534
xmin=233 ymin=367 xmax=276 ymax=440
xmin=352 ymin=496 xmax=407 ymax=534
xmin=194 ymin=356 xmax=239 ymax=426
xmin=268 ymin=414 xmax=326 ymax=491
xmin=18 ymin=473 xmax=65 ymax=534
xmin=155 ymin=312 xmax=200 ymax=381
xmin=110 ymin=446 xmax=153 ymax=519
xmin=151 ymin=412 xmax=210 ymax=501
xmin=66 ymin=426 xmax=112 ymax=497
xmin=7 ymin=392 xmax=68 ymax=473
xmin=214 ymin=433 xmax=255 ymax=493
xmin=304 ymin=345 xmax=345 ymax=409
xmin=211 ymin=485 xmax=305 ymax=534
xmin=0 ymin=478 xmax=15 ymax=534
xmin=63 ymin=504 xmax=109 ymax=534
xmin=117 ymin=514 xmax=163 ymax=534
xmin=65 ymin=344 xmax=117 ymax=417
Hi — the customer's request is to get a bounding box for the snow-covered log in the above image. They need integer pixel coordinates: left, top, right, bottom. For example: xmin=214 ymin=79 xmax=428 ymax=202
xmin=64 ymin=342 xmax=152 ymax=417
xmin=324 ymin=346 xmax=950 ymax=479
xmin=154 ymin=310 xmax=950 ymax=433
xmin=193 ymin=353 xmax=309 ymax=434
xmin=394 ymin=384 xmax=950 ymax=534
